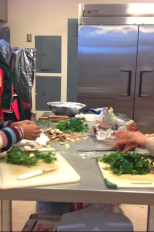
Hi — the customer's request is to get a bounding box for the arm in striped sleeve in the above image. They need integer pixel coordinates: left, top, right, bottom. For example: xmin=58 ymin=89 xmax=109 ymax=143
xmin=0 ymin=126 xmax=24 ymax=151
xmin=0 ymin=120 xmax=14 ymax=129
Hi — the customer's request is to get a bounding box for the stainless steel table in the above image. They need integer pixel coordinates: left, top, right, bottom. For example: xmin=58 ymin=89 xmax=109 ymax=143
xmin=1 ymin=112 xmax=154 ymax=231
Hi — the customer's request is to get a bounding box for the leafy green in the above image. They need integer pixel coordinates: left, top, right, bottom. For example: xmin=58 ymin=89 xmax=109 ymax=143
xmin=37 ymin=120 xmax=51 ymax=127
xmin=54 ymin=117 xmax=89 ymax=133
xmin=4 ymin=147 xmax=57 ymax=167
xmin=36 ymin=122 xmax=41 ymax=126
xmin=108 ymin=107 xmax=115 ymax=123
xmin=109 ymin=111 xmax=115 ymax=123
xmin=99 ymin=151 xmax=154 ymax=175
xmin=33 ymin=150 xmax=57 ymax=163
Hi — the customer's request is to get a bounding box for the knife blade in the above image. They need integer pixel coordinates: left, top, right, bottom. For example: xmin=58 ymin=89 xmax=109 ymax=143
xmin=76 ymin=148 xmax=136 ymax=152
xmin=24 ymin=148 xmax=114 ymax=152
xmin=18 ymin=167 xmax=57 ymax=180
xmin=76 ymin=149 xmax=113 ymax=152
xmin=23 ymin=148 xmax=58 ymax=152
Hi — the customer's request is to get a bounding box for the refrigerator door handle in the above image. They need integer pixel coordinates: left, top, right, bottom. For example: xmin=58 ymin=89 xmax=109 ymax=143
xmin=139 ymin=71 xmax=153 ymax=98
xmin=118 ymin=70 xmax=132 ymax=97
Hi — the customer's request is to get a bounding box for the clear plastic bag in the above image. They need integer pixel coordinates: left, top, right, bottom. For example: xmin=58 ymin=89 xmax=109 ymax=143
xmin=96 ymin=128 xmax=113 ymax=140
xmin=94 ymin=107 xmax=134 ymax=140
xmin=94 ymin=107 xmax=115 ymax=140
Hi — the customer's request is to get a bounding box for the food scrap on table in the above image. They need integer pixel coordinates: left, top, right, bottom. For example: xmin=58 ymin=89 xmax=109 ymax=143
xmin=24 ymin=145 xmax=53 ymax=151
xmin=43 ymin=129 xmax=88 ymax=144
xmin=65 ymin=143 xmax=70 ymax=148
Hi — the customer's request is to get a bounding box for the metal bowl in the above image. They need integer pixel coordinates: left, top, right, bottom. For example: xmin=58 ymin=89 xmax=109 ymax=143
xmin=47 ymin=102 xmax=86 ymax=117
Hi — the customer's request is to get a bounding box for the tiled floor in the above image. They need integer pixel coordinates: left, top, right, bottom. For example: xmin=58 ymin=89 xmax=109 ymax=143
xmin=120 ymin=204 xmax=147 ymax=231
xmin=0 ymin=201 xmax=148 ymax=231
xmin=12 ymin=201 xmax=36 ymax=231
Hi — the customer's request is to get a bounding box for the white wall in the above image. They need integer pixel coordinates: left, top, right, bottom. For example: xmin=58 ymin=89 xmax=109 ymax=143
xmin=1 ymin=0 xmax=154 ymax=119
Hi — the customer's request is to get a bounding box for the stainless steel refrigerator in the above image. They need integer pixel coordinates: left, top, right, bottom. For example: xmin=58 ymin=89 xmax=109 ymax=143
xmin=77 ymin=4 xmax=154 ymax=133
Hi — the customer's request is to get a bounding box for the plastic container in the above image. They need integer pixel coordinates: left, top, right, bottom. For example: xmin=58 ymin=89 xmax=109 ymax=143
xmin=84 ymin=114 xmax=98 ymax=121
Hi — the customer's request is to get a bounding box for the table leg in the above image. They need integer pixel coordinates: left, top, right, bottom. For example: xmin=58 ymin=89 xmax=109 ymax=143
xmin=147 ymin=205 xmax=154 ymax=231
xmin=1 ymin=200 xmax=12 ymax=232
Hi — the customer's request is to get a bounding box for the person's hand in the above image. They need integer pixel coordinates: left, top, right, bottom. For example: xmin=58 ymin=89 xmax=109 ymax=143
xmin=113 ymin=140 xmax=139 ymax=152
xmin=20 ymin=124 xmax=41 ymax=140
xmin=127 ymin=122 xmax=139 ymax=131
xmin=11 ymin=120 xmax=35 ymax=127
xmin=112 ymin=130 xmax=128 ymax=139
xmin=112 ymin=131 xmax=148 ymax=149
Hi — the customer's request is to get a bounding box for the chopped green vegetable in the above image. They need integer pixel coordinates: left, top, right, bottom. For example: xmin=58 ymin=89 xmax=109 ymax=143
xmin=109 ymin=112 xmax=115 ymax=123
xmin=4 ymin=147 xmax=57 ymax=167
xmin=99 ymin=151 xmax=154 ymax=175
xmin=37 ymin=120 xmax=51 ymax=127
xmin=34 ymin=150 xmax=57 ymax=163
xmin=36 ymin=122 xmax=41 ymax=126
xmin=54 ymin=117 xmax=89 ymax=133
xmin=42 ymin=120 xmax=46 ymax=126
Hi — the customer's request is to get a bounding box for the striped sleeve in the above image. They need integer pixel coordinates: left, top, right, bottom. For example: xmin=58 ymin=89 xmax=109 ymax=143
xmin=0 ymin=120 xmax=14 ymax=129
xmin=0 ymin=126 xmax=24 ymax=150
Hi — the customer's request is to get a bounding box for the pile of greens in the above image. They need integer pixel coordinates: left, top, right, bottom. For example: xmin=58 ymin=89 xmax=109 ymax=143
xmin=4 ymin=147 xmax=57 ymax=167
xmin=99 ymin=151 xmax=154 ymax=175
xmin=54 ymin=117 xmax=89 ymax=133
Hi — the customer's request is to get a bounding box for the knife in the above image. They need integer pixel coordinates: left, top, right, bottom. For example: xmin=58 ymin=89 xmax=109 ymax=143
xmin=23 ymin=148 xmax=57 ymax=152
xmin=18 ymin=167 xmax=57 ymax=180
xmin=76 ymin=149 xmax=113 ymax=152
xmin=24 ymin=148 xmax=115 ymax=152
xmin=76 ymin=148 xmax=136 ymax=152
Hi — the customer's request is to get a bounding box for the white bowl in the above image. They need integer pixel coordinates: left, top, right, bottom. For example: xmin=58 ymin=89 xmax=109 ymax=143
xmin=84 ymin=114 xmax=98 ymax=121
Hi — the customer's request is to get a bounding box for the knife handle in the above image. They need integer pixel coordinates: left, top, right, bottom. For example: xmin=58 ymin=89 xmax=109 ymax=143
xmin=18 ymin=170 xmax=43 ymax=180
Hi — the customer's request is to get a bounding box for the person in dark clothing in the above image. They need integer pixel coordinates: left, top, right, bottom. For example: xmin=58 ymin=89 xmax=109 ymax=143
xmin=0 ymin=51 xmax=25 ymax=122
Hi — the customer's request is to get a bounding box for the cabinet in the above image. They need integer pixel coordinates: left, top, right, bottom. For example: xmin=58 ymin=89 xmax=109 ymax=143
xmin=0 ymin=0 xmax=8 ymax=22
xmin=35 ymin=36 xmax=61 ymax=73
xmin=35 ymin=76 xmax=61 ymax=110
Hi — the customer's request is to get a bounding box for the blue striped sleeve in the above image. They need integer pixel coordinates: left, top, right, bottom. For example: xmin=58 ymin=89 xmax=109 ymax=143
xmin=4 ymin=127 xmax=17 ymax=145
xmin=0 ymin=121 xmax=14 ymax=129
xmin=1 ymin=126 xmax=24 ymax=151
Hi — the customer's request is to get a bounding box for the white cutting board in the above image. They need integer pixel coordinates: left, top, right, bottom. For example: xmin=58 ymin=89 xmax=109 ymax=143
xmin=0 ymin=152 xmax=80 ymax=189
xmin=98 ymin=161 xmax=154 ymax=189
